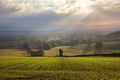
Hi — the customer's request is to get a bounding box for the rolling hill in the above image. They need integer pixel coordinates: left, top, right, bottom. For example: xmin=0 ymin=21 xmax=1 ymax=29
xmin=0 ymin=41 xmax=120 ymax=57
xmin=107 ymin=31 xmax=120 ymax=37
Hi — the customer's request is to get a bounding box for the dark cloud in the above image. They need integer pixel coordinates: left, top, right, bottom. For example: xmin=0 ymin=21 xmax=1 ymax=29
xmin=0 ymin=0 xmax=120 ymax=32
xmin=0 ymin=11 xmax=67 ymax=31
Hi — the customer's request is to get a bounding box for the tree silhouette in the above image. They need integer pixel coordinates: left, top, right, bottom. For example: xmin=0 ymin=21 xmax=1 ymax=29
xmin=42 ymin=42 xmax=50 ymax=50
xmin=95 ymin=41 xmax=103 ymax=54
xmin=23 ymin=41 xmax=31 ymax=55
xmin=95 ymin=41 xmax=103 ymax=50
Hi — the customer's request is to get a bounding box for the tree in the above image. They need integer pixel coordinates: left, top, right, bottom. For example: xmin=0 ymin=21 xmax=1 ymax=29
xmin=83 ymin=39 xmax=92 ymax=55
xmin=30 ymin=50 xmax=44 ymax=56
xmin=23 ymin=41 xmax=29 ymax=49
xmin=23 ymin=41 xmax=31 ymax=55
xmin=95 ymin=41 xmax=103 ymax=54
xmin=59 ymin=49 xmax=64 ymax=56
xmin=42 ymin=42 xmax=50 ymax=50
xmin=87 ymin=39 xmax=92 ymax=51
xmin=37 ymin=41 xmax=42 ymax=50
xmin=50 ymin=41 xmax=57 ymax=47
xmin=95 ymin=41 xmax=103 ymax=50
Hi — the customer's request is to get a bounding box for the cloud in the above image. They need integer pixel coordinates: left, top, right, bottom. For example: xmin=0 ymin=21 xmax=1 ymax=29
xmin=82 ymin=20 xmax=120 ymax=27
xmin=0 ymin=1 xmax=19 ymax=16
xmin=1 ymin=0 xmax=93 ymax=15
xmin=93 ymin=0 xmax=120 ymax=17
xmin=79 ymin=0 xmax=120 ymax=30
xmin=0 ymin=0 xmax=120 ymax=32
xmin=0 ymin=11 xmax=67 ymax=31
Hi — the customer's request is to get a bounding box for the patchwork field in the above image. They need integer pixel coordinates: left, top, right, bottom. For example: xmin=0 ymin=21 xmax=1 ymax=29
xmin=0 ymin=41 xmax=120 ymax=57
xmin=0 ymin=56 xmax=120 ymax=80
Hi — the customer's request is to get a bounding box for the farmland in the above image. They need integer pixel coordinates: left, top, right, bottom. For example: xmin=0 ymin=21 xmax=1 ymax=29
xmin=0 ymin=56 xmax=120 ymax=80
xmin=0 ymin=41 xmax=120 ymax=57
xmin=0 ymin=0 xmax=120 ymax=79
xmin=0 ymin=49 xmax=27 ymax=57
xmin=0 ymin=41 xmax=120 ymax=80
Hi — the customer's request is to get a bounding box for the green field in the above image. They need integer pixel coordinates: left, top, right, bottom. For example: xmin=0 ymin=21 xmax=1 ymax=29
xmin=45 ymin=41 xmax=120 ymax=56
xmin=0 ymin=56 xmax=120 ymax=80
xmin=0 ymin=41 xmax=120 ymax=57
xmin=0 ymin=41 xmax=120 ymax=79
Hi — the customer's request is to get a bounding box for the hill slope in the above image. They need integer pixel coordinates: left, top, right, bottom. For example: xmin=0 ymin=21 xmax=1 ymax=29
xmin=107 ymin=31 xmax=120 ymax=37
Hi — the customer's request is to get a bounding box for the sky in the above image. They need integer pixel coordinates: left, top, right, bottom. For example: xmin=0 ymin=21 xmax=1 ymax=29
xmin=0 ymin=0 xmax=120 ymax=32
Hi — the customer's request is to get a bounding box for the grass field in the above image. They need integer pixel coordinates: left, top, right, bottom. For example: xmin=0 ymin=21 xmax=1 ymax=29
xmin=0 ymin=56 xmax=120 ymax=80
xmin=0 ymin=41 xmax=119 ymax=79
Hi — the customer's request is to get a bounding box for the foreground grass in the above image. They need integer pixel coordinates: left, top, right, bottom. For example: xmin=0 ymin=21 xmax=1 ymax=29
xmin=0 ymin=56 xmax=120 ymax=80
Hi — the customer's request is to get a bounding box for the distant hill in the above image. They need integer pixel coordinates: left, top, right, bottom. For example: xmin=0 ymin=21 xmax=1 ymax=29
xmin=107 ymin=31 xmax=120 ymax=37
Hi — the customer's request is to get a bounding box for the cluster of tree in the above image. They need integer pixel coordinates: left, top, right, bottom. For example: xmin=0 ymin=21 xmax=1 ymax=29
xmin=30 ymin=50 xmax=44 ymax=56
xmin=23 ymin=41 xmax=51 ymax=50
xmin=22 ymin=41 xmax=51 ymax=56
xmin=83 ymin=38 xmax=103 ymax=55
xmin=23 ymin=37 xmax=104 ymax=56
xmin=95 ymin=41 xmax=103 ymax=50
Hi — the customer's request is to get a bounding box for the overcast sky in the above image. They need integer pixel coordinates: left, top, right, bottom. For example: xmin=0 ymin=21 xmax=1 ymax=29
xmin=0 ymin=0 xmax=120 ymax=32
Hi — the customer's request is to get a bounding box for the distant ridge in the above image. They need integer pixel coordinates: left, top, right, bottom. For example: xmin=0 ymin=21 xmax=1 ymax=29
xmin=107 ymin=31 xmax=120 ymax=37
